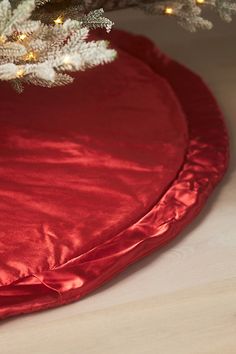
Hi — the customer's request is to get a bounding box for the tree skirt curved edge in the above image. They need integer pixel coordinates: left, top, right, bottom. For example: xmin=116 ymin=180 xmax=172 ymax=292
xmin=0 ymin=30 xmax=229 ymax=319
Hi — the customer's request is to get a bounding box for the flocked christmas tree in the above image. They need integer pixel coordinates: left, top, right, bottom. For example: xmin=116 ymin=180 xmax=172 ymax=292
xmin=0 ymin=0 xmax=116 ymax=92
xmin=38 ymin=0 xmax=236 ymax=31
xmin=0 ymin=0 xmax=235 ymax=91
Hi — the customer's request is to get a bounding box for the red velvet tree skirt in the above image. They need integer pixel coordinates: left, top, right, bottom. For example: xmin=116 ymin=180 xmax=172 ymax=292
xmin=0 ymin=30 xmax=228 ymax=319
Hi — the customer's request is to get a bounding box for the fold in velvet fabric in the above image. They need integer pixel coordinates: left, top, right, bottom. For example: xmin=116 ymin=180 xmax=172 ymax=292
xmin=0 ymin=30 xmax=228 ymax=319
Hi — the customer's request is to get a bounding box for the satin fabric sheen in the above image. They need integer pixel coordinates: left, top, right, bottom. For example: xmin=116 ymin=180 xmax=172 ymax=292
xmin=0 ymin=30 xmax=228 ymax=319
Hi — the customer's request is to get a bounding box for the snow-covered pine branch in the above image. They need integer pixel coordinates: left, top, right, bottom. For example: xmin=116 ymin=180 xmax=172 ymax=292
xmin=49 ymin=0 xmax=236 ymax=32
xmin=0 ymin=0 xmax=116 ymax=92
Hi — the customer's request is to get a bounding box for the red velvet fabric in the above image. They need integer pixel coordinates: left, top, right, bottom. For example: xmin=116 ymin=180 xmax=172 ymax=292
xmin=0 ymin=30 xmax=228 ymax=319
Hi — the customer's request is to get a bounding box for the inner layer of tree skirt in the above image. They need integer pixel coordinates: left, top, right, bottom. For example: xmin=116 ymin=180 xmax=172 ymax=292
xmin=0 ymin=30 xmax=228 ymax=319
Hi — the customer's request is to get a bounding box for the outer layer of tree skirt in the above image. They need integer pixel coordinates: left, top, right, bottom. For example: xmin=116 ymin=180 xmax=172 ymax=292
xmin=0 ymin=30 xmax=228 ymax=319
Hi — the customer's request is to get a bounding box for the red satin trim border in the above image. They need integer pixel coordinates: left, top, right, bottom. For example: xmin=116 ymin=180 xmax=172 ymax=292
xmin=0 ymin=30 xmax=229 ymax=319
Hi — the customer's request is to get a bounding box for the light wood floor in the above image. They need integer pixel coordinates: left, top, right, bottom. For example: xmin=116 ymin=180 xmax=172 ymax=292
xmin=1 ymin=9 xmax=236 ymax=354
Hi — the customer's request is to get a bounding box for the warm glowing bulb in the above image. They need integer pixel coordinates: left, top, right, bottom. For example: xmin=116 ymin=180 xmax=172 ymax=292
xmin=196 ymin=0 xmax=205 ymax=3
xmin=18 ymin=34 xmax=27 ymax=41
xmin=54 ymin=16 xmax=63 ymax=25
xmin=16 ymin=69 xmax=25 ymax=78
xmin=25 ymin=51 xmax=37 ymax=61
xmin=165 ymin=7 xmax=174 ymax=15
xmin=63 ymin=55 xmax=71 ymax=64
xmin=0 ymin=35 xmax=6 ymax=44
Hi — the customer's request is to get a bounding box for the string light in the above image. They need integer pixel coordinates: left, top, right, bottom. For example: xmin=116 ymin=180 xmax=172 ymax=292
xmin=16 ymin=69 xmax=25 ymax=78
xmin=165 ymin=7 xmax=174 ymax=15
xmin=25 ymin=51 xmax=37 ymax=61
xmin=63 ymin=55 xmax=72 ymax=64
xmin=18 ymin=34 xmax=27 ymax=41
xmin=196 ymin=0 xmax=205 ymax=4
xmin=0 ymin=35 xmax=5 ymax=44
xmin=54 ymin=16 xmax=63 ymax=25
